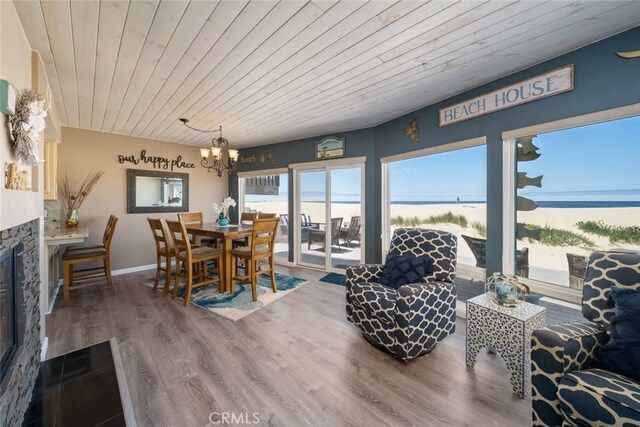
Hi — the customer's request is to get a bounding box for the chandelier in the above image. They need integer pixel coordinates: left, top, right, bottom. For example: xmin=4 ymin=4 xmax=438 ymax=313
xmin=179 ymin=118 xmax=239 ymax=177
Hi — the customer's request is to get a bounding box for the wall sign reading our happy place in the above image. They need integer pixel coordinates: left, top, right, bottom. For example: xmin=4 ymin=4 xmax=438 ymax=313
xmin=118 ymin=149 xmax=196 ymax=171
xmin=439 ymin=65 xmax=574 ymax=126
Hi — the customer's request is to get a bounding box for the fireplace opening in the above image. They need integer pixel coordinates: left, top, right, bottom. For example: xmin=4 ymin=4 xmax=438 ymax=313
xmin=0 ymin=243 xmax=24 ymax=383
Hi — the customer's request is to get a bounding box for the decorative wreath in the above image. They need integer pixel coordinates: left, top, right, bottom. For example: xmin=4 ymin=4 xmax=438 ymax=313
xmin=7 ymin=89 xmax=48 ymax=165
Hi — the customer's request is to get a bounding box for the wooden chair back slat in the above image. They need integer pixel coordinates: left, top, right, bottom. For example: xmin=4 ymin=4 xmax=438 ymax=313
xmin=240 ymin=212 xmax=258 ymax=224
xmin=177 ymin=212 xmax=204 ymax=224
xmin=102 ymin=215 xmax=117 ymax=245
xmin=257 ymin=212 xmax=277 ymax=219
xmin=251 ymin=217 xmax=279 ymax=249
xmin=104 ymin=215 xmax=118 ymax=252
xmin=147 ymin=218 xmax=170 ymax=252
xmin=166 ymin=220 xmax=191 ymax=258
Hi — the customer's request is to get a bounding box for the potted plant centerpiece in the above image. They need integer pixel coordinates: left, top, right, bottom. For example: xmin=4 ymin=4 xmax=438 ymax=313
xmin=213 ymin=197 xmax=236 ymax=227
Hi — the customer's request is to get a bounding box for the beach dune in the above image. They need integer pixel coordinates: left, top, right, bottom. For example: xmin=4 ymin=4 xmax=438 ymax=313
xmin=246 ymin=201 xmax=639 ymax=287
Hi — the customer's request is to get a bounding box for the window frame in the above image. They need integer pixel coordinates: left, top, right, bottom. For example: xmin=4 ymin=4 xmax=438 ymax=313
xmin=380 ymin=136 xmax=487 ymax=279
xmin=501 ymin=103 xmax=640 ymax=304
xmin=237 ymin=167 xmax=291 ymax=265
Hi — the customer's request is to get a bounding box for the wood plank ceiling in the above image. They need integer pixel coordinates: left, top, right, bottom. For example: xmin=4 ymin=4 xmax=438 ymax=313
xmin=14 ymin=0 xmax=640 ymax=148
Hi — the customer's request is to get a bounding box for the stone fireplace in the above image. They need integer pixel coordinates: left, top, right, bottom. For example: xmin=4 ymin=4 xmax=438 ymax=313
xmin=0 ymin=219 xmax=41 ymax=427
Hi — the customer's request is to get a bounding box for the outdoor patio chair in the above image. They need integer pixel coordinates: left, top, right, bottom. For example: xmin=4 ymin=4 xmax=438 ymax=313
xmin=339 ymin=216 xmax=361 ymax=248
xmin=308 ymin=217 xmax=343 ymax=251
xmin=461 ymin=235 xmax=529 ymax=277
xmin=566 ymin=252 xmax=588 ymax=289
xmin=279 ymin=214 xmax=289 ymax=236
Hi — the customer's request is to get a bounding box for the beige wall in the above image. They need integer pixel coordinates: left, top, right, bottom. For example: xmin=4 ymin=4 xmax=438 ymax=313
xmin=0 ymin=1 xmax=44 ymax=232
xmin=58 ymin=127 xmax=228 ymax=270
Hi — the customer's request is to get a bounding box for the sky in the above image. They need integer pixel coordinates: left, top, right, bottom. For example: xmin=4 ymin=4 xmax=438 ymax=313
xmin=518 ymin=115 xmax=640 ymax=201
xmin=245 ymin=115 xmax=639 ymax=203
xmin=390 ymin=145 xmax=487 ymax=202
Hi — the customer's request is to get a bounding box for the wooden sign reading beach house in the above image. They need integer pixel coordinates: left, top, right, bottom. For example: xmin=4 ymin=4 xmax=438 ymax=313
xmin=439 ymin=65 xmax=574 ymax=126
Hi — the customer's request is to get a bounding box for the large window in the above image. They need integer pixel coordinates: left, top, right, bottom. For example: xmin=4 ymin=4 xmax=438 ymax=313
xmin=512 ymin=115 xmax=640 ymax=292
xmin=385 ymin=142 xmax=487 ymax=281
xmin=240 ymin=171 xmax=289 ymax=262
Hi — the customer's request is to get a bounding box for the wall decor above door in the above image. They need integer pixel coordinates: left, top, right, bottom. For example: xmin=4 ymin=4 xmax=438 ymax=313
xmin=316 ymin=136 xmax=345 ymax=160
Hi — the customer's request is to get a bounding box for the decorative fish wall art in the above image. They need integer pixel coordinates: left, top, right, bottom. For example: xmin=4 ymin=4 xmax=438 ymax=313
xmin=517 ymin=196 xmax=539 ymax=211
xmin=517 ymin=172 xmax=543 ymax=189
xmin=516 ymin=148 xmax=541 ymax=162
xmin=517 ymin=223 xmax=542 ymax=241
xmin=518 ymin=135 xmax=539 ymax=154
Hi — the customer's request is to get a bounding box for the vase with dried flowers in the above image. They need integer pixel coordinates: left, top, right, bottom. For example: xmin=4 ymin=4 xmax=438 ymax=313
xmin=58 ymin=169 xmax=105 ymax=227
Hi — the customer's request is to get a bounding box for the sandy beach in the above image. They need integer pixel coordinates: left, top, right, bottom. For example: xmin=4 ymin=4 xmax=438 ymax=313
xmin=246 ymin=201 xmax=640 ymax=286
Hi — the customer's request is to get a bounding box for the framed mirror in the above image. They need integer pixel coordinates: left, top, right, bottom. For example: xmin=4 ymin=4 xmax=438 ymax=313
xmin=127 ymin=169 xmax=189 ymax=213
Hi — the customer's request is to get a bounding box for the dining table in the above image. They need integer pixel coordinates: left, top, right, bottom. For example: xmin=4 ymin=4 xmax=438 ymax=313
xmin=184 ymin=222 xmax=253 ymax=293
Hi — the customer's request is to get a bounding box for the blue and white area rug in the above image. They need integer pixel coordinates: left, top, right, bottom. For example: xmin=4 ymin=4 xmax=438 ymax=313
xmin=139 ymin=272 xmax=308 ymax=321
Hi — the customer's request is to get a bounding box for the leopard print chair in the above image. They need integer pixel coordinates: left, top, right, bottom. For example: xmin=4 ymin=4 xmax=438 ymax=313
xmin=531 ymin=251 xmax=640 ymax=426
xmin=346 ymin=228 xmax=457 ymax=361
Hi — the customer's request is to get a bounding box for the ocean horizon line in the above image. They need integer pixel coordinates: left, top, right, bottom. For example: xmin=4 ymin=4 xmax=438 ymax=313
xmin=290 ymin=200 xmax=640 ymax=208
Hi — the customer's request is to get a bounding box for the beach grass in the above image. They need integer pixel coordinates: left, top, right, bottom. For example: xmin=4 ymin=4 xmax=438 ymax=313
xmin=390 ymin=211 xmax=468 ymax=228
xmin=471 ymin=221 xmax=486 ymax=237
xmin=426 ymin=212 xmax=468 ymax=228
xmin=521 ymin=223 xmax=595 ymax=248
xmin=576 ymin=220 xmax=640 ymax=245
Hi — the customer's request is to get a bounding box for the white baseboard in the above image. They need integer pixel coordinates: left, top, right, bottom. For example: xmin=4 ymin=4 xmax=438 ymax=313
xmin=41 ymin=336 xmax=48 ymax=361
xmin=111 ymin=263 xmax=157 ymax=276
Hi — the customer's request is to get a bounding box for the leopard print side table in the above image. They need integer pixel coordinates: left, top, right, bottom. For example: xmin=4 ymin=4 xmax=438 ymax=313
xmin=466 ymin=292 xmax=546 ymax=398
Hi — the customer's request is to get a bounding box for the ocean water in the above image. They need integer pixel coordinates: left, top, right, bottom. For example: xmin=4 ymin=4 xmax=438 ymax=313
xmin=386 ymin=201 xmax=638 ymax=208
xmin=289 ymin=199 xmax=640 ymax=208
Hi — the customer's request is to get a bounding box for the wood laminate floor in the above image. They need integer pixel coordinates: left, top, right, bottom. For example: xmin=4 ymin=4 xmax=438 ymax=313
xmin=46 ymin=267 xmax=531 ymax=427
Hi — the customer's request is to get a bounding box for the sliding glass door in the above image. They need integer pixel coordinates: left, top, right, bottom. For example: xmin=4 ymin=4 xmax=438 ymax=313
xmin=330 ymin=168 xmax=363 ymax=269
xmin=298 ymin=170 xmax=327 ymax=268
xmin=295 ymin=162 xmax=364 ymax=272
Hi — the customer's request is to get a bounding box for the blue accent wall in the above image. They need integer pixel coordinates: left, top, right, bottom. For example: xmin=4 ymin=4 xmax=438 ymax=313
xmin=230 ymin=26 xmax=640 ymax=272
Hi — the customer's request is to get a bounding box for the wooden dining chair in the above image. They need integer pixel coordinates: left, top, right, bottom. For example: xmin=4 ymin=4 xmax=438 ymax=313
xmin=166 ymin=220 xmax=223 ymax=306
xmin=257 ymin=212 xmax=277 ymax=219
xmin=147 ymin=218 xmax=174 ymax=296
xmin=232 ymin=212 xmax=259 ymax=248
xmin=241 ymin=212 xmax=259 ymax=223
xmin=61 ymin=215 xmax=118 ymax=306
xmin=177 ymin=212 xmax=216 ymax=247
xmin=65 ymin=215 xmax=117 ymax=253
xmin=230 ymin=217 xmax=279 ymax=302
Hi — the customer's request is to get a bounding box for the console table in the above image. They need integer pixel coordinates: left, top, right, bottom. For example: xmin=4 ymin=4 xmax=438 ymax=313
xmin=44 ymin=227 xmax=89 ymax=313
xmin=466 ymin=292 xmax=546 ymax=398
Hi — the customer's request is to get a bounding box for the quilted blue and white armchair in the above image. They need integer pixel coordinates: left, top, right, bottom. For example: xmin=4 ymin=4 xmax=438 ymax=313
xmin=531 ymin=251 xmax=640 ymax=426
xmin=346 ymin=228 xmax=458 ymax=361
